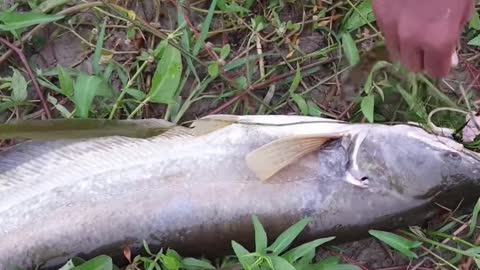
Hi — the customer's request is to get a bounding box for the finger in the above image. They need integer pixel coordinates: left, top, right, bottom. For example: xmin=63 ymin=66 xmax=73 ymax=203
xmin=460 ymin=0 xmax=475 ymax=26
xmin=398 ymin=17 xmax=423 ymax=73
xmin=399 ymin=43 xmax=424 ymax=73
xmin=372 ymin=0 xmax=400 ymax=60
xmin=423 ymin=28 xmax=457 ymax=78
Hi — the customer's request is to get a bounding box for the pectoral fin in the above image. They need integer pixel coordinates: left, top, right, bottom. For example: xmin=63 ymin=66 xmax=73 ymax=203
xmin=245 ymin=134 xmax=343 ymax=181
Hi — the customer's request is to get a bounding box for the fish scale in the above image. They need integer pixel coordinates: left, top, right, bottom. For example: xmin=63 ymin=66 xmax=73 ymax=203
xmin=0 ymin=131 xmax=191 ymax=213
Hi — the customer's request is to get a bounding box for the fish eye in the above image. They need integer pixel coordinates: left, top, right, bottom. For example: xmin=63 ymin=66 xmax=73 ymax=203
xmin=444 ymin=151 xmax=461 ymax=162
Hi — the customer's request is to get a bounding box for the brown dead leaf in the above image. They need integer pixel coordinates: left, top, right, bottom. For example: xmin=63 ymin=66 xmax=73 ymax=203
xmin=123 ymin=244 xmax=132 ymax=264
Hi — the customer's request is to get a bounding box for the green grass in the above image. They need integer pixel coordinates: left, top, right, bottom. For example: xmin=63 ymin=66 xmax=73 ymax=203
xmin=2 ymin=0 xmax=480 ymax=269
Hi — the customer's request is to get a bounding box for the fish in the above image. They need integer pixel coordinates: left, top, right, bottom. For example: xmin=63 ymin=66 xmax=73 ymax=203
xmin=1 ymin=114 xmax=480 ymax=270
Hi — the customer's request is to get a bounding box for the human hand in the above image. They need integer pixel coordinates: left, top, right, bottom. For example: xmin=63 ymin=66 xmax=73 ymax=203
xmin=371 ymin=0 xmax=474 ymax=79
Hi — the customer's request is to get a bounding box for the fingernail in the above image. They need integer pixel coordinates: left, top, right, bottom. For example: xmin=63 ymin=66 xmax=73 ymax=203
xmin=451 ymin=51 xmax=459 ymax=67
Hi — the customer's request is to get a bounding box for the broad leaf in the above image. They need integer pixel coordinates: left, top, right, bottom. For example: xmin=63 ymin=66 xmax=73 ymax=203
xmin=270 ymin=255 xmax=296 ymax=270
xmin=71 ymin=255 xmax=113 ymax=270
xmin=291 ymin=94 xmax=308 ymax=115
xmin=283 ymin=237 xmax=335 ymax=263
xmin=267 ymin=218 xmax=312 ymax=255
xmin=149 ymin=44 xmax=183 ymax=104
xmin=57 ymin=65 xmax=74 ymax=97
xmin=181 ymin=258 xmax=215 ymax=270
xmin=341 ymin=0 xmax=375 ymax=32
xmin=252 ymin=215 xmax=268 ymax=253
xmin=232 ymin=241 xmax=255 ymax=269
xmin=10 ymin=68 xmax=28 ymax=102
xmin=360 ymin=95 xmax=375 ymax=123
xmin=341 ymin=32 xmax=359 ymax=66
xmin=72 ymin=73 xmax=113 ymax=118
xmin=369 ymin=230 xmax=422 ymax=258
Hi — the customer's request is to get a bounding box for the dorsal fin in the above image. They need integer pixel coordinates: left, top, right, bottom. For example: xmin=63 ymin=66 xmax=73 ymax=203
xmin=245 ymin=134 xmax=343 ymax=181
xmin=0 ymin=118 xmax=177 ymax=140
xmin=190 ymin=115 xmax=240 ymax=136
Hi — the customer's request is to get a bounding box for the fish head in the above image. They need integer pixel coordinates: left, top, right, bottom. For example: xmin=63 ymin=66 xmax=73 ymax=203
xmin=352 ymin=124 xmax=480 ymax=203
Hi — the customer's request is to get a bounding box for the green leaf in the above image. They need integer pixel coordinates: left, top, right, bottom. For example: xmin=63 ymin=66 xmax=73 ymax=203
xmin=468 ymin=34 xmax=480 ymax=46
xmin=152 ymin=39 xmax=169 ymax=59
xmin=149 ymin=44 xmax=183 ymax=104
xmin=193 ymin=0 xmax=218 ymax=56
xmin=252 ymin=215 xmax=268 ymax=253
xmin=283 ymin=237 xmax=335 ymax=263
xmin=234 ymin=76 xmax=248 ymax=89
xmin=468 ymin=198 xmax=480 ymax=237
xmin=225 ymin=3 xmax=250 ymax=13
xmin=475 ymin=258 xmax=480 ymax=269
xmin=323 ymin=264 xmax=362 ymax=270
xmin=0 ymin=10 xmax=64 ymax=31
xmin=232 ymin=241 xmax=255 ymax=269
xmin=71 ymin=255 xmax=113 ymax=270
xmin=208 ymin=63 xmax=219 ymax=78
xmin=93 ymin=19 xmax=107 ymax=75
xmin=73 ymin=73 xmax=113 ymax=118
xmin=363 ymin=61 xmax=391 ymax=95
xmin=292 ymin=94 xmax=308 ymax=115
xmin=48 ymin=95 xmax=72 ymax=118
xmin=125 ymin=88 xmax=146 ymax=101
xmin=220 ymin=44 xmax=231 ymax=60
xmin=369 ymin=230 xmax=422 ymax=258
xmin=10 ymin=68 xmax=28 ymax=102
xmin=313 ymin=256 xmax=341 ymax=268
xmin=465 ymin=246 xmax=480 ymax=256
xmin=307 ymin=100 xmax=322 ymax=117
xmin=160 ymin=252 xmax=181 ymax=270
xmin=267 ymin=218 xmax=312 ymax=255
xmin=0 ymin=100 xmax=32 ymax=114
xmin=470 ymin=10 xmax=480 ymax=30
xmin=360 ymin=95 xmax=375 ymax=123
xmin=57 ymin=65 xmax=74 ymax=97
xmin=341 ymin=32 xmax=359 ymax=66
xmin=36 ymin=0 xmax=72 ymax=13
xmin=288 ymin=65 xmax=302 ymax=94
xmin=341 ymin=0 xmax=375 ymax=32
xmin=181 ymin=258 xmax=215 ymax=270
xmin=57 ymin=259 xmax=76 ymax=270
xmin=296 ymin=249 xmax=317 ymax=266
xmin=270 ymin=255 xmax=296 ymax=270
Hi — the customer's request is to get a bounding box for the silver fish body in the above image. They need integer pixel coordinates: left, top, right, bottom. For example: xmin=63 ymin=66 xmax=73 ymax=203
xmin=0 ymin=115 xmax=479 ymax=270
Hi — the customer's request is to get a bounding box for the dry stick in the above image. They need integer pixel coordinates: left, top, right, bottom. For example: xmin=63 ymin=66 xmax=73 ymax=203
xmin=0 ymin=37 xmax=52 ymax=119
xmin=207 ymin=57 xmax=337 ymax=115
xmin=0 ymin=1 xmax=104 ymax=66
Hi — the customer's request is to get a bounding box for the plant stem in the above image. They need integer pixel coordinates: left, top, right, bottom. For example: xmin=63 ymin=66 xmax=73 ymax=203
xmin=0 ymin=37 xmax=52 ymax=119
xmin=128 ymin=96 xmax=152 ymax=119
xmin=109 ymin=60 xmax=150 ymax=119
